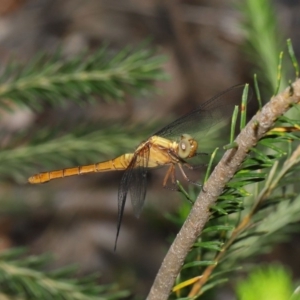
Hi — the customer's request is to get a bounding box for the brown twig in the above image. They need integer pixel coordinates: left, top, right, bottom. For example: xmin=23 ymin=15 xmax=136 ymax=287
xmin=147 ymin=79 xmax=300 ymax=300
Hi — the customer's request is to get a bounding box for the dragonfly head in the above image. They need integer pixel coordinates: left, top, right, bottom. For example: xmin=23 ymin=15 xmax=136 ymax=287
xmin=178 ymin=134 xmax=198 ymax=159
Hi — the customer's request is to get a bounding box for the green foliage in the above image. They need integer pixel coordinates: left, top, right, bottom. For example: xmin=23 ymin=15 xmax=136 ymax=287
xmin=238 ymin=0 xmax=288 ymax=92
xmin=287 ymin=39 xmax=300 ymax=79
xmin=0 ymin=45 xmax=167 ymax=110
xmin=0 ymin=248 xmax=129 ymax=300
xmin=236 ymin=264 xmax=295 ymax=300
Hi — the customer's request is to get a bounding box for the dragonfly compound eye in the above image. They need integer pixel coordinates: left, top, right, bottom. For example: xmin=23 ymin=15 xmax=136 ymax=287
xmin=178 ymin=134 xmax=198 ymax=159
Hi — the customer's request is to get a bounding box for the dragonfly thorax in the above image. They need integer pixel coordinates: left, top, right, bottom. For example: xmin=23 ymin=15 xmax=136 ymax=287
xmin=178 ymin=134 xmax=198 ymax=159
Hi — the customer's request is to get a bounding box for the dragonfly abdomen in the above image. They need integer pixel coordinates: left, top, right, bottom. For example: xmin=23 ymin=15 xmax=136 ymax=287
xmin=28 ymin=165 xmax=98 ymax=184
xmin=28 ymin=154 xmax=134 ymax=184
xmin=95 ymin=154 xmax=133 ymax=171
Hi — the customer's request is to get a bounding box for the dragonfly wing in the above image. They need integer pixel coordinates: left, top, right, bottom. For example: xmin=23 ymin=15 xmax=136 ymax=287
xmin=129 ymin=145 xmax=149 ymax=218
xmin=115 ymin=146 xmax=149 ymax=250
xmin=115 ymin=156 xmax=136 ymax=250
xmin=155 ymin=84 xmax=252 ymax=141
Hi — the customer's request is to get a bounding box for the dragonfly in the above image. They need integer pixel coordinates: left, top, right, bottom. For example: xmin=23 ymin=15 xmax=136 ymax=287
xmin=28 ymin=84 xmax=250 ymax=249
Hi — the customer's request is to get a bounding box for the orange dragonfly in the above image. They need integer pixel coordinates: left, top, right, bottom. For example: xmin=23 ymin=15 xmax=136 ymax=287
xmin=29 ymin=84 xmax=250 ymax=249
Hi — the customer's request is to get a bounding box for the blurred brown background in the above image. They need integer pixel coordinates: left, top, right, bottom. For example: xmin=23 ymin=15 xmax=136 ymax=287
xmin=0 ymin=0 xmax=299 ymax=298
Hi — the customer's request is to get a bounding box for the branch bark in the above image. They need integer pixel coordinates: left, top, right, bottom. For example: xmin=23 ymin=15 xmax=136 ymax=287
xmin=147 ymin=79 xmax=300 ymax=300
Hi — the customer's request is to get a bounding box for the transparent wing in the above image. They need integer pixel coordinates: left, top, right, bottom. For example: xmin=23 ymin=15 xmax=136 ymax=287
xmin=115 ymin=146 xmax=149 ymax=249
xmin=129 ymin=146 xmax=149 ymax=218
xmin=155 ymin=84 xmax=252 ymax=141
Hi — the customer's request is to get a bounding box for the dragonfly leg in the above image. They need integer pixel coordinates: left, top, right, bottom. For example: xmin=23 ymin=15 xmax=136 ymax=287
xmin=184 ymin=162 xmax=207 ymax=170
xmin=162 ymin=164 xmax=179 ymax=191
xmin=171 ymin=165 xmax=176 ymax=184
xmin=178 ymin=163 xmax=202 ymax=187
xmin=183 ymin=162 xmax=194 ymax=170
xmin=163 ymin=164 xmax=175 ymax=187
